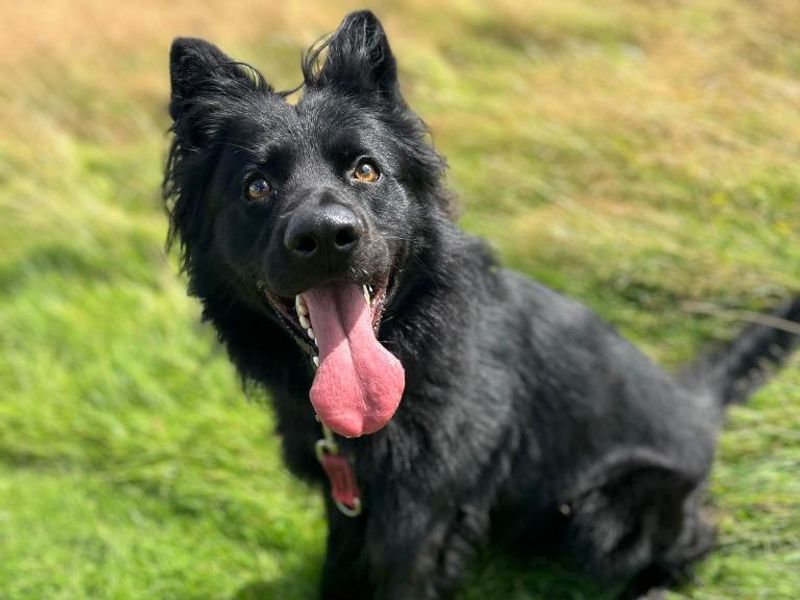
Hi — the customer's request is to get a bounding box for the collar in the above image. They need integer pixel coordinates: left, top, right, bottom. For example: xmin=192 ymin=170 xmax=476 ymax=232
xmin=315 ymin=423 xmax=362 ymax=517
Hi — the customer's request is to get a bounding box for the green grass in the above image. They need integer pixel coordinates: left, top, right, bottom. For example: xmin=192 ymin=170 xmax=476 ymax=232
xmin=1 ymin=1 xmax=799 ymax=598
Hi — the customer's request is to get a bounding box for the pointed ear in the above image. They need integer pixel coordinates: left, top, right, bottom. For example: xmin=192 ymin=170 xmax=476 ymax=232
xmin=307 ymin=11 xmax=401 ymax=101
xmin=169 ymin=37 xmax=271 ymax=146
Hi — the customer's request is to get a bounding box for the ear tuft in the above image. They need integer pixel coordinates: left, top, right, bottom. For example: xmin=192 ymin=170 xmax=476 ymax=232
xmin=170 ymin=38 xmax=229 ymax=120
xmin=303 ymin=10 xmax=400 ymax=101
xmin=168 ymin=37 xmax=271 ymax=146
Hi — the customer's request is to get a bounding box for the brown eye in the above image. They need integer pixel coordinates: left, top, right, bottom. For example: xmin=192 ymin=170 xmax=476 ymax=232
xmin=351 ymin=160 xmax=380 ymax=183
xmin=245 ymin=177 xmax=272 ymax=201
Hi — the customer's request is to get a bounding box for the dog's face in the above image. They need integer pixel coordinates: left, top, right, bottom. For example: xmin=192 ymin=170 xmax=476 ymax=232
xmin=165 ymin=11 xmax=445 ymax=437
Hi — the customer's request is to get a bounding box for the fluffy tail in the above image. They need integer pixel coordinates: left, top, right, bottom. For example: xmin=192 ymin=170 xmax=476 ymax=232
xmin=682 ymin=296 xmax=800 ymax=405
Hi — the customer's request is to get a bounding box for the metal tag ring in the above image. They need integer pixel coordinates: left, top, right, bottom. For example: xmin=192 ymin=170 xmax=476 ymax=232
xmin=335 ymin=497 xmax=362 ymax=517
xmin=315 ymin=438 xmax=338 ymax=462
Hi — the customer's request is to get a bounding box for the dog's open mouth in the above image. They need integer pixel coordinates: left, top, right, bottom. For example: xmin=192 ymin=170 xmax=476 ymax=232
xmin=259 ymin=278 xmax=405 ymax=438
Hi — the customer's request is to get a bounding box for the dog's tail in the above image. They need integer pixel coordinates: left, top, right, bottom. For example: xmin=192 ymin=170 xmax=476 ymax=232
xmin=681 ymin=296 xmax=800 ymax=406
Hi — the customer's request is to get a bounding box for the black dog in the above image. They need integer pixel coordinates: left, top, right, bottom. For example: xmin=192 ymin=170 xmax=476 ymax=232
xmin=163 ymin=11 xmax=799 ymax=599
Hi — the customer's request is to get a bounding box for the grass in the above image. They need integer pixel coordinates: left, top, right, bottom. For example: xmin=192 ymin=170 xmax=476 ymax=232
xmin=1 ymin=1 xmax=798 ymax=598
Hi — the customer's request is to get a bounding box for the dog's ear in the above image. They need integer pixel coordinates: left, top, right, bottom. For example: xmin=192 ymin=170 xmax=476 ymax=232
xmin=307 ymin=11 xmax=401 ymax=102
xmin=169 ymin=37 xmax=271 ymax=146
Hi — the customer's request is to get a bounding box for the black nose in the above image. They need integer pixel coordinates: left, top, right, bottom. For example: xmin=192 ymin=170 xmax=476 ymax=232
xmin=284 ymin=203 xmax=363 ymax=265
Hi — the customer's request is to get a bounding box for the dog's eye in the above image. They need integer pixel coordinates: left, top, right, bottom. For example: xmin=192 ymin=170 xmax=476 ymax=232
xmin=245 ymin=177 xmax=272 ymax=201
xmin=351 ymin=160 xmax=380 ymax=184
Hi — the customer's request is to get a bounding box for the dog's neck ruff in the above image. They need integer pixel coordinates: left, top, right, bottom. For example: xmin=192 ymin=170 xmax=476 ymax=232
xmin=315 ymin=423 xmax=362 ymax=517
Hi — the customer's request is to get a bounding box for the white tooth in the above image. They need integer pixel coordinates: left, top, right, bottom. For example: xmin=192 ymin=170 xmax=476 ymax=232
xmin=295 ymin=295 xmax=308 ymax=316
xmin=307 ymin=327 xmax=315 ymax=340
xmin=299 ymin=314 xmax=311 ymax=329
xmin=312 ymin=356 xmax=319 ymax=367
xmin=363 ymin=284 xmax=370 ymax=304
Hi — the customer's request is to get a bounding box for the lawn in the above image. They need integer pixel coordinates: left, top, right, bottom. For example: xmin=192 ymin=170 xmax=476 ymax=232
xmin=1 ymin=1 xmax=798 ymax=598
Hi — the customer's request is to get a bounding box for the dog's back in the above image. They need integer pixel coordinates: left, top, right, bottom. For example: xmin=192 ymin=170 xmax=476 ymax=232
xmin=485 ymin=271 xmax=798 ymax=594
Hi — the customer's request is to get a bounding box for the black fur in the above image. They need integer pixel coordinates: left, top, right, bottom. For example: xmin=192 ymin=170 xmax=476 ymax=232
xmin=163 ymin=11 xmax=799 ymax=599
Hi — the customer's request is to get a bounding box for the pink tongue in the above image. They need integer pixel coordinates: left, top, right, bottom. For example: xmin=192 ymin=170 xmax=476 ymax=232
xmin=303 ymin=282 xmax=405 ymax=437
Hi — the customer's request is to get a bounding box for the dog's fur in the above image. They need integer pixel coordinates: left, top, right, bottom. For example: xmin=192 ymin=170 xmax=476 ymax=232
xmin=163 ymin=11 xmax=800 ymax=599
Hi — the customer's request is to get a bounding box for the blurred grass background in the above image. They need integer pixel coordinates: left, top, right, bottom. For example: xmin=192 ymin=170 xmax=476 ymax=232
xmin=1 ymin=1 xmax=798 ymax=598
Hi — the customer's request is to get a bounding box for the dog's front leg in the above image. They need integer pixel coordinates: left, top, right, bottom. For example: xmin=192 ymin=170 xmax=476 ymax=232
xmin=320 ymin=497 xmax=374 ymax=600
xmin=321 ymin=497 xmax=488 ymax=600
xmin=375 ymin=503 xmax=489 ymax=600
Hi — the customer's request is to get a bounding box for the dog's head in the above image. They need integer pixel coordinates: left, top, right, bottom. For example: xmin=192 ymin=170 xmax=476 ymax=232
xmin=164 ymin=11 xmax=448 ymax=437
